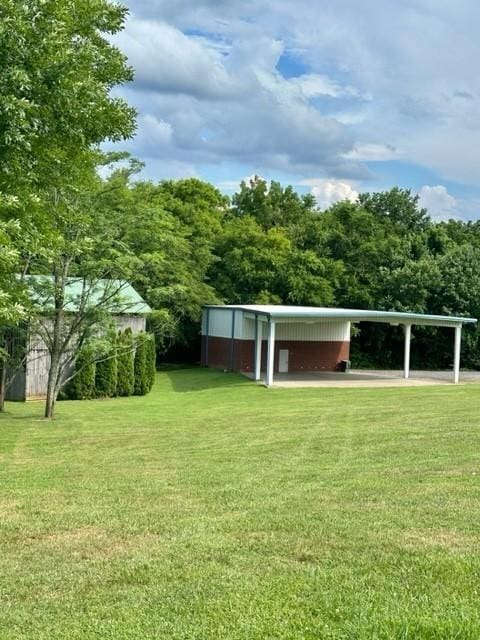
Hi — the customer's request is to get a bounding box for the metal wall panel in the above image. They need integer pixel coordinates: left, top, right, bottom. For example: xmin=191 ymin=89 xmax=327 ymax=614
xmin=276 ymin=321 xmax=350 ymax=342
xmin=242 ymin=317 xmax=257 ymax=340
xmin=205 ymin=309 xmax=350 ymax=342
xmin=241 ymin=316 xmax=350 ymax=342
xmin=203 ymin=308 xmax=244 ymax=339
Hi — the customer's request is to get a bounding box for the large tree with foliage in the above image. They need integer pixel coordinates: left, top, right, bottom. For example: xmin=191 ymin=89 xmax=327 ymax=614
xmin=213 ymin=176 xmax=343 ymax=306
xmin=28 ymin=164 xmax=143 ymax=418
xmin=95 ymin=168 xmax=228 ymax=352
xmin=0 ymin=1 xmax=137 ymax=417
xmin=0 ymin=0 xmax=135 ymax=197
xmin=232 ymin=176 xmax=317 ymax=229
xmin=0 ymin=219 xmax=24 ymax=324
xmin=210 ymin=214 xmax=342 ymax=306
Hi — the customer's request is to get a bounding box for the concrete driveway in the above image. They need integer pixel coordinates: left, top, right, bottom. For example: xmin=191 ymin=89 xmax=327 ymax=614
xmin=258 ymin=369 xmax=480 ymax=388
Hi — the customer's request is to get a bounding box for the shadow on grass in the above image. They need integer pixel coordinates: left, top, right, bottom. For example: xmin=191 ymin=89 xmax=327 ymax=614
xmin=164 ymin=365 xmax=255 ymax=393
xmin=0 ymin=407 xmax=45 ymax=421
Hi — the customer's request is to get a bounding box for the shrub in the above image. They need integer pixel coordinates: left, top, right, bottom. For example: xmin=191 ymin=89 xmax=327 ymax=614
xmin=64 ymin=346 xmax=96 ymax=400
xmin=95 ymin=342 xmax=118 ymax=398
xmin=133 ymin=332 xmax=156 ymax=395
xmin=116 ymin=328 xmax=134 ymax=396
xmin=146 ymin=332 xmax=156 ymax=391
xmin=133 ymin=333 xmax=149 ymax=396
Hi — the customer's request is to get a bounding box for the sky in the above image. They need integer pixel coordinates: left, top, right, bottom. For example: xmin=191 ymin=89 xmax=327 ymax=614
xmin=113 ymin=0 xmax=480 ymax=220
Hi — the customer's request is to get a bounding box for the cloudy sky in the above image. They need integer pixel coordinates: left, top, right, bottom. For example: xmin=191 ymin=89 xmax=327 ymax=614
xmin=114 ymin=0 xmax=480 ymax=219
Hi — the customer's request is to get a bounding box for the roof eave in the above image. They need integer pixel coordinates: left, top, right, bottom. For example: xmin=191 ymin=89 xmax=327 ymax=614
xmin=202 ymin=305 xmax=476 ymax=325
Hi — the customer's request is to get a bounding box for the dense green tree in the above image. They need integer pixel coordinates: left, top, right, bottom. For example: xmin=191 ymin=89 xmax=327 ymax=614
xmin=316 ymin=200 xmax=402 ymax=308
xmin=0 ymin=0 xmax=137 ymax=418
xmin=0 ymin=219 xmax=24 ymax=325
xmin=232 ymin=176 xmax=317 ymax=229
xmin=146 ymin=333 xmax=156 ymax=391
xmin=358 ymin=188 xmax=429 ymax=232
xmin=95 ymin=170 xmax=226 ymax=349
xmin=0 ymin=0 xmax=135 ymax=197
xmin=431 ymin=245 xmax=480 ymax=368
xmin=210 ymin=215 xmax=342 ymax=306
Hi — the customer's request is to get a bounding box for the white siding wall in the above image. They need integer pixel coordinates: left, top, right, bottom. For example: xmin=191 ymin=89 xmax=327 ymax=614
xmin=202 ymin=308 xmax=244 ymax=339
xmin=276 ymin=320 xmax=351 ymax=342
xmin=203 ymin=309 xmax=350 ymax=342
xmin=241 ymin=317 xmax=350 ymax=342
xmin=242 ymin=317 xmax=261 ymax=340
xmin=114 ymin=315 xmax=146 ymax=333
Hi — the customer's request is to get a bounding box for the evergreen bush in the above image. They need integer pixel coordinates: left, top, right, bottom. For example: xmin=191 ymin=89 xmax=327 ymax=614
xmin=64 ymin=347 xmax=96 ymax=400
xmin=116 ymin=328 xmax=134 ymax=396
xmin=133 ymin=333 xmax=149 ymax=395
xmin=95 ymin=341 xmax=118 ymax=398
xmin=146 ymin=332 xmax=156 ymax=391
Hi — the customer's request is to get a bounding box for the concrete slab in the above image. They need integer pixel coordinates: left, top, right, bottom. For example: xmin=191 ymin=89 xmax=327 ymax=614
xmin=251 ymin=369 xmax=480 ymax=388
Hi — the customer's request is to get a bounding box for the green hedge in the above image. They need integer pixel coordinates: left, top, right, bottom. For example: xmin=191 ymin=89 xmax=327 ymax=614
xmin=64 ymin=346 xmax=96 ymax=400
xmin=116 ymin=327 xmax=135 ymax=397
xmin=64 ymin=329 xmax=155 ymax=400
xmin=133 ymin=333 xmax=148 ymax=395
xmin=147 ymin=332 xmax=156 ymax=391
xmin=95 ymin=346 xmax=118 ymax=398
xmin=134 ymin=332 xmax=156 ymax=395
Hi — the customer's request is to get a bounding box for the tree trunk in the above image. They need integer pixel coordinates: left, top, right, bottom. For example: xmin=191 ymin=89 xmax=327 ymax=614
xmin=44 ymin=356 xmax=60 ymax=418
xmin=0 ymin=362 xmax=6 ymax=413
xmin=44 ymin=388 xmax=56 ymax=419
xmin=44 ymin=269 xmax=67 ymax=420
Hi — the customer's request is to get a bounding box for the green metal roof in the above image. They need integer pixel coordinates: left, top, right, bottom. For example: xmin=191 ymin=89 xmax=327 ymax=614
xmin=25 ymin=276 xmax=151 ymax=314
xmin=204 ymin=305 xmax=477 ymax=327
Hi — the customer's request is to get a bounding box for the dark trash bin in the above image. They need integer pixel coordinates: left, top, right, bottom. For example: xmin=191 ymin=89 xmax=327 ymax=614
xmin=339 ymin=359 xmax=351 ymax=372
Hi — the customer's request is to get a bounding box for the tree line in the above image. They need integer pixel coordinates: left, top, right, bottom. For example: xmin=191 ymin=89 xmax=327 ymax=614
xmin=94 ymin=171 xmax=480 ymax=371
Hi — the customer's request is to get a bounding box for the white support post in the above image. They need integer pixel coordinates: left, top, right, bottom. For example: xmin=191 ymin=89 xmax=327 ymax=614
xmin=453 ymin=324 xmax=462 ymax=384
xmin=265 ymin=318 xmax=276 ymax=387
xmin=403 ymin=324 xmax=411 ymax=379
xmin=254 ymin=316 xmax=262 ymax=381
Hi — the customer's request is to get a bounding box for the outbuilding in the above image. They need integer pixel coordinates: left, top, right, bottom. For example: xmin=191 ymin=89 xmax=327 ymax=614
xmin=201 ymin=305 xmax=477 ymax=386
xmin=4 ymin=277 xmax=151 ymax=401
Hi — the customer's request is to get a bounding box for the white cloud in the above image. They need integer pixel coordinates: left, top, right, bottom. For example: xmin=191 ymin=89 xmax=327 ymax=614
xmin=291 ymin=73 xmax=359 ymax=99
xmin=301 ymin=178 xmax=359 ymax=209
xmin=418 ymin=185 xmax=458 ymax=221
xmin=113 ymin=19 xmax=363 ymax=177
xmin=116 ymin=0 xmax=480 ymax=214
xmin=116 ymin=19 xmax=237 ymax=99
xmin=137 ymin=114 xmax=173 ymax=145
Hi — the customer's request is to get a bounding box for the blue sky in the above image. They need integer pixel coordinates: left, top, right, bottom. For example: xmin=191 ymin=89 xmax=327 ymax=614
xmin=113 ymin=0 xmax=480 ymax=220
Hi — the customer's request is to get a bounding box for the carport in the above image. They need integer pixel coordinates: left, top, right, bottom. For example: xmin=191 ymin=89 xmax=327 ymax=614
xmin=245 ymin=306 xmax=477 ymax=386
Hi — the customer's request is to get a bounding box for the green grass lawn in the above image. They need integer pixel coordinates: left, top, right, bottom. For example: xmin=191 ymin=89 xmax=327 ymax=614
xmin=1 ymin=368 xmax=480 ymax=639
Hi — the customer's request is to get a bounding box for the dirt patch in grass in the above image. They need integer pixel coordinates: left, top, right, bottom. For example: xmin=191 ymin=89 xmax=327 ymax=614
xmin=18 ymin=526 xmax=165 ymax=560
xmin=402 ymin=528 xmax=479 ymax=552
xmin=0 ymin=498 xmax=23 ymax=522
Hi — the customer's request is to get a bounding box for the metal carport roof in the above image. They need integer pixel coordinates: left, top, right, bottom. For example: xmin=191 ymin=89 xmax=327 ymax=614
xmin=204 ymin=305 xmax=476 ymax=327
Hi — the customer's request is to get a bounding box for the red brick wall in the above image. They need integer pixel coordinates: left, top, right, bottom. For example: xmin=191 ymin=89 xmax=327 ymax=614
xmin=201 ymin=336 xmax=350 ymax=372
